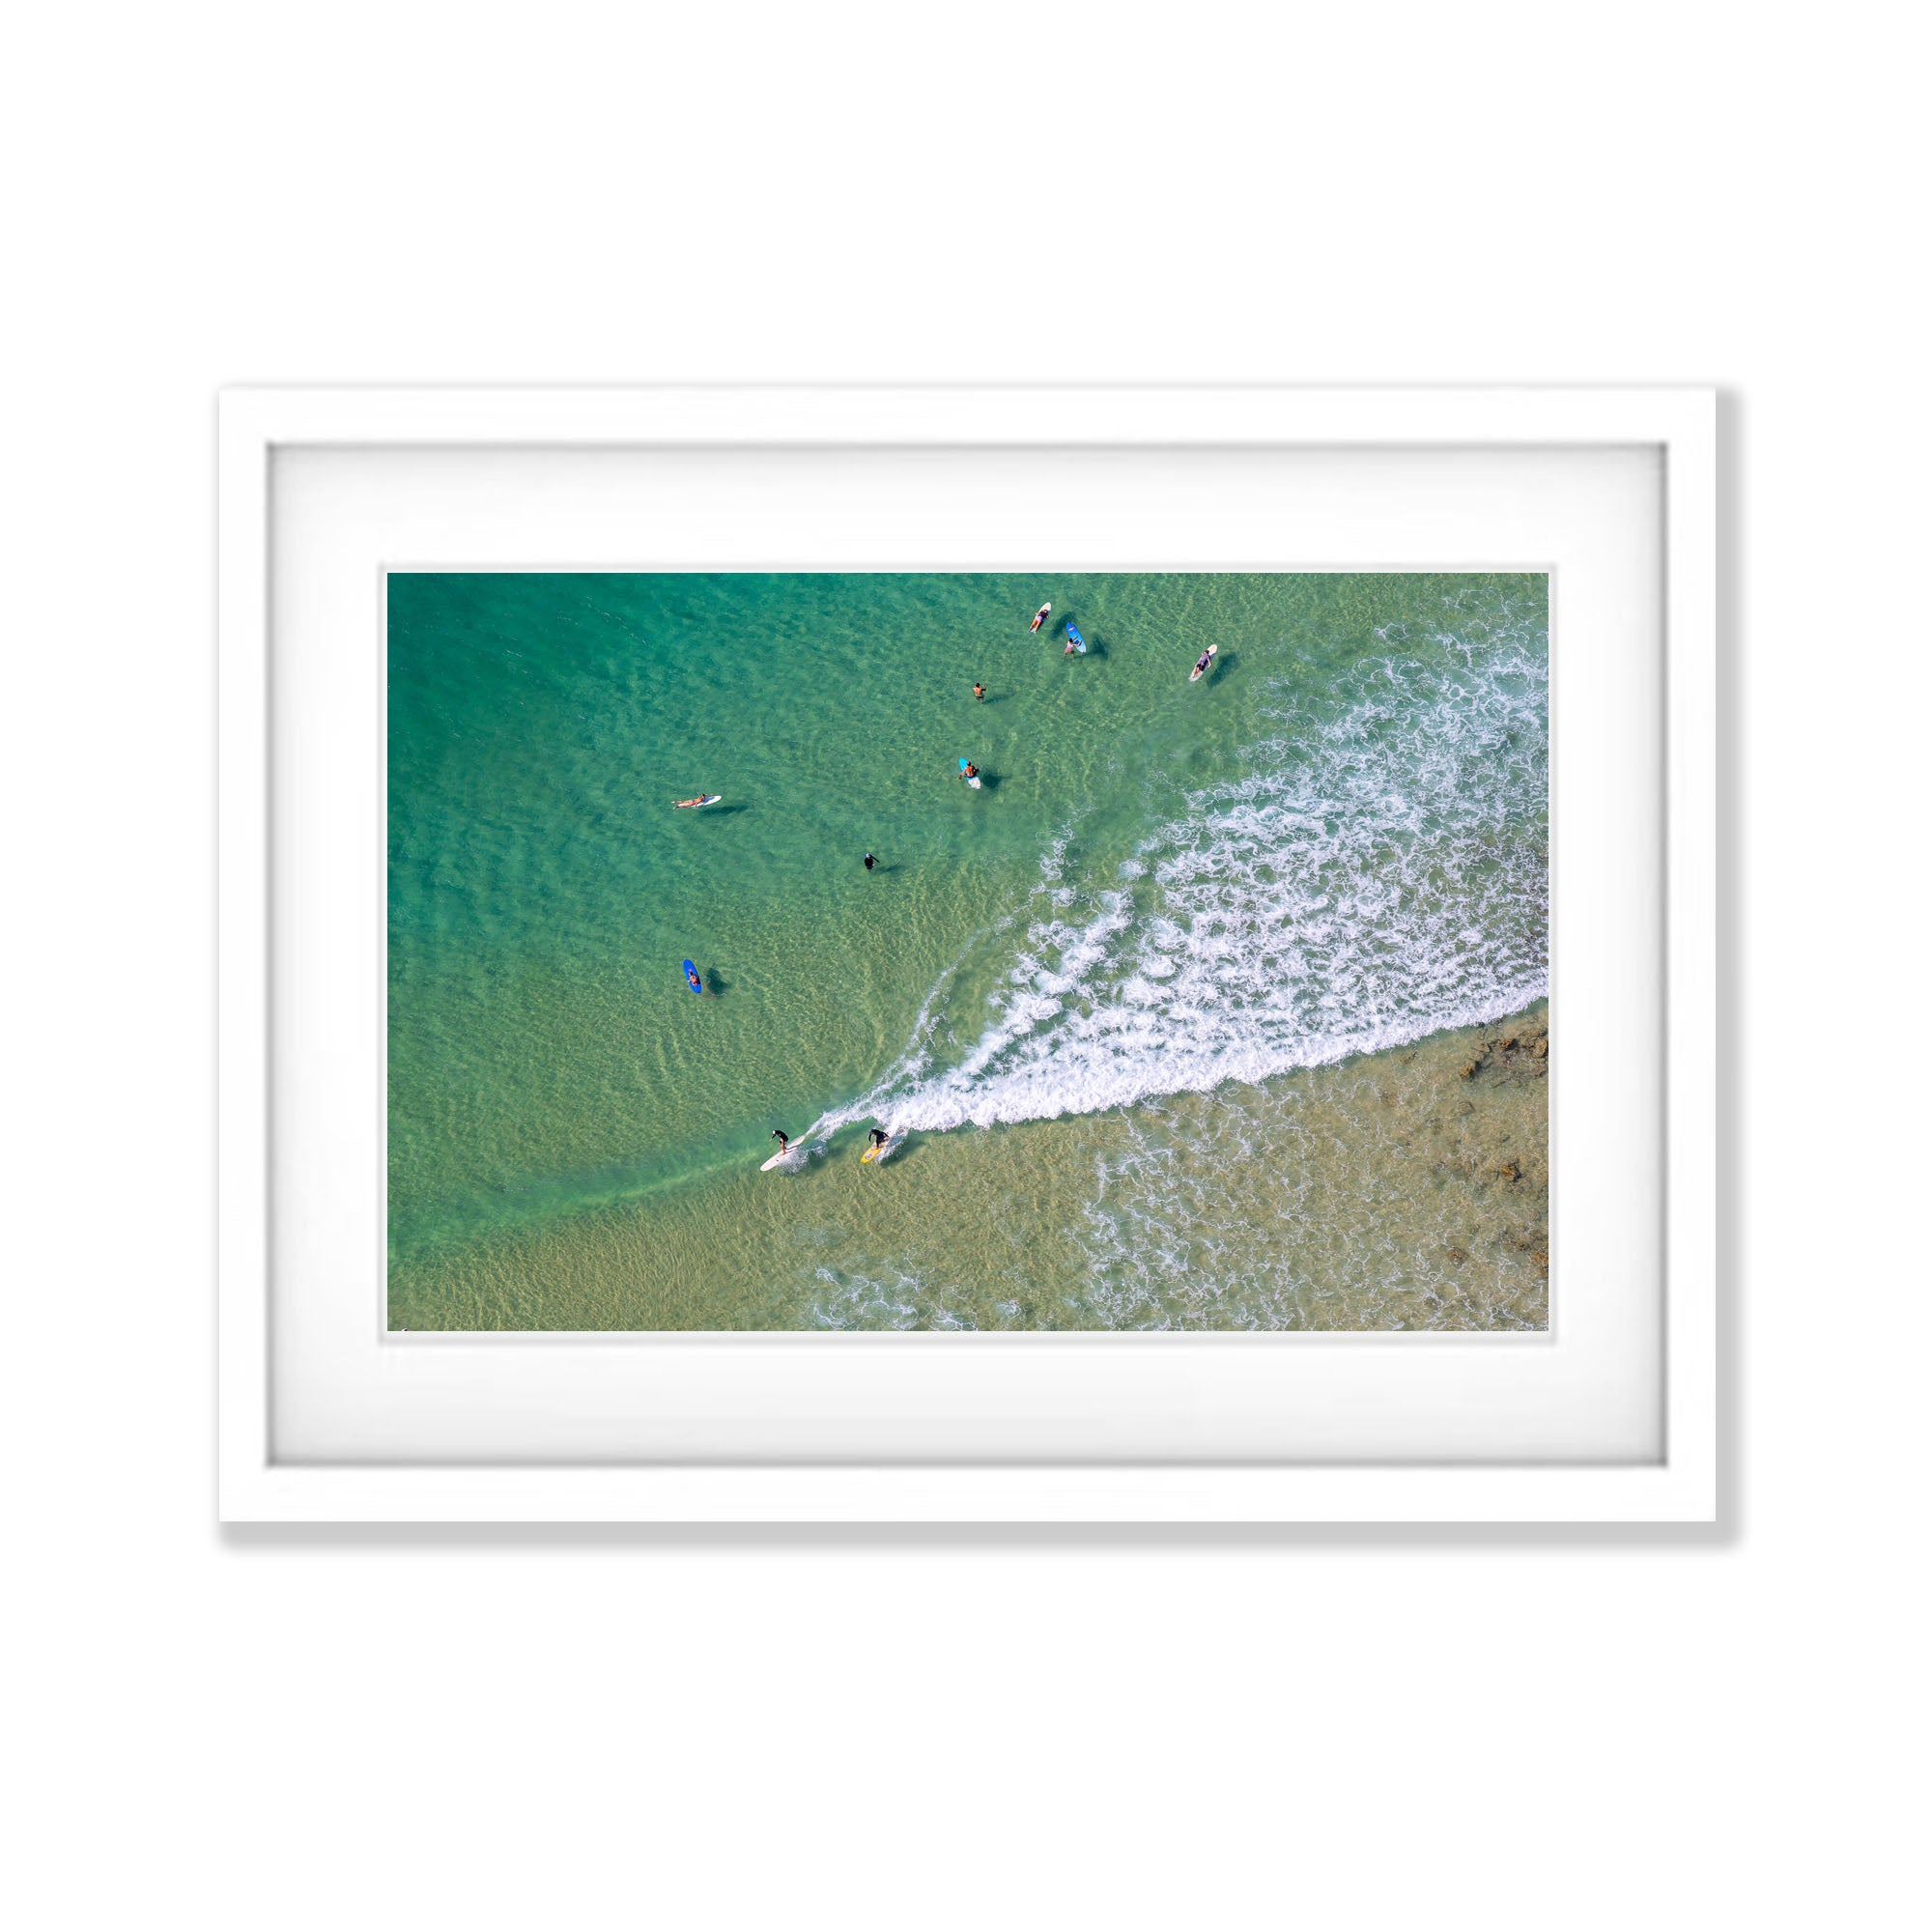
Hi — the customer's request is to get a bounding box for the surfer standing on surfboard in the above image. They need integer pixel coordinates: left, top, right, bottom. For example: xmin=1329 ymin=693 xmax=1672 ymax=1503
xmin=867 ymin=1127 xmax=888 ymax=1152
xmin=770 ymin=1128 xmax=790 ymax=1154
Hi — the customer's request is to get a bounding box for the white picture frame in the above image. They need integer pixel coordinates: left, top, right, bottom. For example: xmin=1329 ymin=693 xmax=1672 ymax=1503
xmin=219 ymin=385 xmax=1715 ymax=1522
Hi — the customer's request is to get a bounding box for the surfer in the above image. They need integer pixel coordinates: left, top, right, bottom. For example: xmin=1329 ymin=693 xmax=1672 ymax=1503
xmin=1191 ymin=645 xmax=1215 ymax=681
xmin=684 ymin=961 xmax=704 ymax=994
xmin=864 ymin=852 xmax=875 ymax=871
xmin=867 ymin=1127 xmax=888 ymax=1151
xmin=1064 ymin=622 xmax=1086 ymax=657
xmin=973 ymin=682 xmax=985 ymax=701
xmin=672 ymin=793 xmax=716 ymax=810
xmin=770 ymin=1128 xmax=790 ymax=1154
xmin=961 ymin=761 xmax=980 ymax=782
xmin=1030 ymin=601 xmax=1051 ymax=634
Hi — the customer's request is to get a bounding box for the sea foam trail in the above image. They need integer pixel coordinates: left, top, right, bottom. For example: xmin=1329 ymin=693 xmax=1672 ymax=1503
xmin=813 ymin=623 xmax=1548 ymax=1138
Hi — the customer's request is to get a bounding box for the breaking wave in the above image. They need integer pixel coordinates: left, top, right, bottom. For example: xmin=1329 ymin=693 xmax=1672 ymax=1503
xmin=812 ymin=619 xmax=1547 ymax=1138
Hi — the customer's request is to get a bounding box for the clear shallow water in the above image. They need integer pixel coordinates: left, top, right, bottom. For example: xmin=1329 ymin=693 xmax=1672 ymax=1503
xmin=387 ymin=572 xmax=1548 ymax=1329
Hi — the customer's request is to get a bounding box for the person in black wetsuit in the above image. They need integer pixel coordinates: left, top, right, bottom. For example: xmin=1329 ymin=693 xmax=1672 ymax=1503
xmin=864 ymin=852 xmax=875 ymax=870
xmin=867 ymin=1127 xmax=888 ymax=1151
xmin=771 ymin=1128 xmax=790 ymax=1154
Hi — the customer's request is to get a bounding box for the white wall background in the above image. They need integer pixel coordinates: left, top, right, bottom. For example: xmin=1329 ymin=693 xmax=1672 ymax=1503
xmin=2 ymin=3 xmax=1924 ymax=1926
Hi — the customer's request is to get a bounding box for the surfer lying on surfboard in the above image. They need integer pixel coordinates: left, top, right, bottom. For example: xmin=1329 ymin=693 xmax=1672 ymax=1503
xmin=1190 ymin=643 xmax=1218 ymax=682
xmin=1030 ymin=601 xmax=1051 ymax=633
xmin=684 ymin=960 xmax=704 ymax=994
xmin=672 ymin=793 xmax=722 ymax=809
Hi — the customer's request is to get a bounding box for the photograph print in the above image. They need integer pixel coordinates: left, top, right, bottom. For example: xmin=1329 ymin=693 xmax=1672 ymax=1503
xmin=386 ymin=571 xmax=1548 ymax=1331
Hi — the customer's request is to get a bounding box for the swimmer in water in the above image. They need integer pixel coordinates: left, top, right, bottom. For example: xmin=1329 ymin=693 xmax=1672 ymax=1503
xmin=973 ymin=682 xmax=985 ymax=700
xmin=864 ymin=852 xmax=875 ymax=870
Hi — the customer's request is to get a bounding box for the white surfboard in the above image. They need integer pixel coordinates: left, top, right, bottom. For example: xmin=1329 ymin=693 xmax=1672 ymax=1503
xmin=1030 ymin=601 xmax=1051 ymax=633
xmin=673 ymin=793 xmax=724 ymax=809
xmin=760 ymin=1144 xmax=800 ymax=1171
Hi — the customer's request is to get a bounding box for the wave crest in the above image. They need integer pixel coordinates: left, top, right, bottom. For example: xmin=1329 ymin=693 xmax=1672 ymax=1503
xmin=816 ymin=620 xmax=1548 ymax=1137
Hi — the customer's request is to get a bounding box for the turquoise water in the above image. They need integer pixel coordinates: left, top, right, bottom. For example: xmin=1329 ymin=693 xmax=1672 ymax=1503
xmin=387 ymin=572 xmax=1548 ymax=1328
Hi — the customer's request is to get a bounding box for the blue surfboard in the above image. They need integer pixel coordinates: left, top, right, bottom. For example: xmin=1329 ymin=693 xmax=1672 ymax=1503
xmin=683 ymin=959 xmax=703 ymax=994
xmin=1065 ymin=622 xmax=1087 ymax=654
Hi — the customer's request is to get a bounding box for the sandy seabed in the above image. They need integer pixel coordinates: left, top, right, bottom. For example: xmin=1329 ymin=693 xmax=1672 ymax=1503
xmin=389 ymin=1001 xmax=1549 ymax=1333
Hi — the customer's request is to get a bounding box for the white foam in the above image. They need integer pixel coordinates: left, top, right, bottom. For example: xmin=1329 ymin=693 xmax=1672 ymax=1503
xmin=822 ymin=619 xmax=1547 ymax=1139
xmin=808 ymin=1260 xmax=978 ymax=1331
